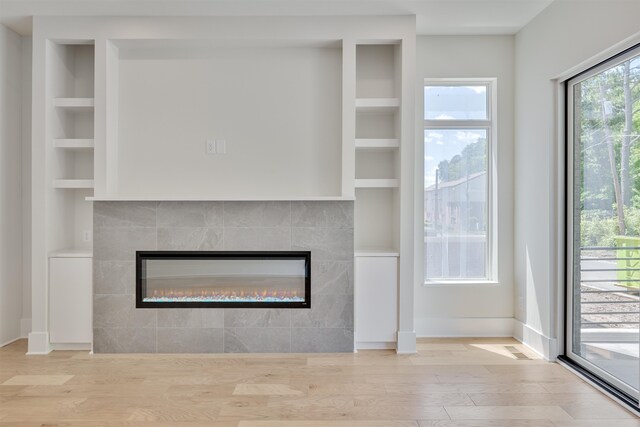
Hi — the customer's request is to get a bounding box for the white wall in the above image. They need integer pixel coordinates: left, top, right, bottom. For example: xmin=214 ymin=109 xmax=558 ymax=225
xmin=21 ymin=36 xmax=32 ymax=337
xmin=0 ymin=24 xmax=24 ymax=346
xmin=116 ymin=45 xmax=342 ymax=199
xmin=415 ymin=36 xmax=515 ymax=336
xmin=514 ymin=0 xmax=640 ymax=359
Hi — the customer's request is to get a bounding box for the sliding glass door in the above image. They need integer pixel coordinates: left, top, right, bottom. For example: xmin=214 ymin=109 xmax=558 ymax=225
xmin=566 ymin=45 xmax=640 ymax=400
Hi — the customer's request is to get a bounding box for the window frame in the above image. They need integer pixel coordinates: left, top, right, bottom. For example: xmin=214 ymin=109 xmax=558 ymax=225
xmin=422 ymin=78 xmax=498 ymax=285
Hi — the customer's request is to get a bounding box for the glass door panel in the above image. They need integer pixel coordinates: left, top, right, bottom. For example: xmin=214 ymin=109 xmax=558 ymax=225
xmin=567 ymin=46 xmax=640 ymax=399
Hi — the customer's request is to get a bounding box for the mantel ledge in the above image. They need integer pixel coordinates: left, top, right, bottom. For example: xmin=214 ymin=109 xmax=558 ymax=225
xmin=86 ymin=196 xmax=355 ymax=202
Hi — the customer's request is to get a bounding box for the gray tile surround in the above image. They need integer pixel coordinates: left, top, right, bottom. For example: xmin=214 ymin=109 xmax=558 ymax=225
xmin=93 ymin=201 xmax=354 ymax=354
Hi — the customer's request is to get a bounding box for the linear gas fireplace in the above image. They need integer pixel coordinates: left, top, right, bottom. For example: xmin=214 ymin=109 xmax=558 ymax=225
xmin=136 ymin=251 xmax=311 ymax=309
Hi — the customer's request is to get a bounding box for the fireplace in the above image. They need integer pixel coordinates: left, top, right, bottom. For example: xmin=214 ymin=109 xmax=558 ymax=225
xmin=136 ymin=251 xmax=311 ymax=309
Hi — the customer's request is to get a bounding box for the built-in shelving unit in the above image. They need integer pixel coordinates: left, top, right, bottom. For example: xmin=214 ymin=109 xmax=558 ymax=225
xmin=43 ymin=41 xmax=96 ymax=348
xmin=353 ymin=42 xmax=404 ymax=349
xmin=53 ymin=97 xmax=95 ymax=109
xmin=48 ymin=41 xmax=95 ymax=252
xmin=29 ymin=16 xmax=416 ymax=355
xmin=355 ymin=138 xmax=399 ymax=149
xmin=355 ymin=97 xmax=400 ymax=112
xmin=354 ymin=43 xmax=401 ymax=254
xmin=53 ymin=138 xmax=95 ymax=149
xmin=355 ymin=179 xmax=399 ymax=188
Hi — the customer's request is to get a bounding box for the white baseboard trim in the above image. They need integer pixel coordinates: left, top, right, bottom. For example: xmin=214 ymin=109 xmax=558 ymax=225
xmin=356 ymin=341 xmax=396 ymax=350
xmin=513 ymin=320 xmax=558 ymax=361
xmin=416 ymin=317 xmax=516 ymax=338
xmin=0 ymin=336 xmax=23 ymax=348
xmin=50 ymin=343 xmax=91 ymax=351
xmin=396 ymin=330 xmax=417 ymax=354
xmin=20 ymin=318 xmax=31 ymax=338
xmin=26 ymin=331 xmax=51 ymax=355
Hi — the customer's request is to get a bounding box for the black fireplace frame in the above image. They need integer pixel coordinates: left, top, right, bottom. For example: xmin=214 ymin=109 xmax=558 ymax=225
xmin=136 ymin=251 xmax=311 ymax=309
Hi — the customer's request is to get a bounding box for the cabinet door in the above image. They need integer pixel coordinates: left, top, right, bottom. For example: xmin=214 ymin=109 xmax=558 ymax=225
xmin=355 ymin=256 xmax=397 ymax=343
xmin=49 ymin=257 xmax=92 ymax=343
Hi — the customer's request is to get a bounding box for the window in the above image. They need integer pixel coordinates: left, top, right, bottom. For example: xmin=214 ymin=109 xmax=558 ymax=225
xmin=423 ymin=80 xmax=496 ymax=283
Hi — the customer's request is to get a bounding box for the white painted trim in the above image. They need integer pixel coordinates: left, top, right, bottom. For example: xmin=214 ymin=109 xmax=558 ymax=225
xmin=356 ymin=341 xmax=396 ymax=350
xmin=513 ymin=320 xmax=558 ymax=361
xmin=20 ymin=318 xmax=31 ymax=338
xmin=0 ymin=337 xmax=23 ymax=348
xmin=26 ymin=331 xmax=51 ymax=355
xmin=416 ymin=317 xmax=515 ymax=338
xmin=421 ymin=78 xmax=499 ymax=283
xmin=50 ymin=343 xmax=91 ymax=351
xmin=396 ymin=330 xmax=417 ymax=354
xmin=87 ymin=196 xmax=356 ymax=202
xmin=553 ymin=30 xmax=640 ymax=82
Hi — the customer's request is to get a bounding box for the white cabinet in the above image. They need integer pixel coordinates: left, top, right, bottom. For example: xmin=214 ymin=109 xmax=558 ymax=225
xmin=355 ymin=255 xmax=398 ymax=346
xmin=49 ymin=256 xmax=92 ymax=344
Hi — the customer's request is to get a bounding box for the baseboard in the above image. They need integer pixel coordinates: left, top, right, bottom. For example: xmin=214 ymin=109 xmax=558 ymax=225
xmin=26 ymin=331 xmax=51 ymax=355
xmin=396 ymin=330 xmax=417 ymax=354
xmin=20 ymin=318 xmax=31 ymax=338
xmin=513 ymin=320 xmax=558 ymax=361
xmin=356 ymin=341 xmax=396 ymax=350
xmin=0 ymin=336 xmax=23 ymax=348
xmin=416 ymin=317 xmax=516 ymax=338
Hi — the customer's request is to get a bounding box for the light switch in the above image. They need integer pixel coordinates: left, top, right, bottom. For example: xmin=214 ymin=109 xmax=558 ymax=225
xmin=206 ymin=139 xmax=216 ymax=154
xmin=216 ymin=140 xmax=226 ymax=154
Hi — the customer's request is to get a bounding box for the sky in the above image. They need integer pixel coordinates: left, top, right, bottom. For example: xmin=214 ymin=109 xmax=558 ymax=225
xmin=424 ymin=85 xmax=488 ymax=187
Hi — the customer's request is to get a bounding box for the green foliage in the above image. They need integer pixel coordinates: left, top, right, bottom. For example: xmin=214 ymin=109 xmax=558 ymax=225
xmin=577 ymin=56 xmax=640 ymax=237
xmin=580 ymin=210 xmax=619 ymax=247
xmin=581 ymin=207 xmax=640 ymax=247
xmin=437 ymin=138 xmax=486 ymax=182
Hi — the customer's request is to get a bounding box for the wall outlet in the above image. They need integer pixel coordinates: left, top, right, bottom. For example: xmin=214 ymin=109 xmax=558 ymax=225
xmin=206 ymin=139 xmax=216 ymax=154
xmin=216 ymin=139 xmax=226 ymax=154
xmin=82 ymin=230 xmax=91 ymax=242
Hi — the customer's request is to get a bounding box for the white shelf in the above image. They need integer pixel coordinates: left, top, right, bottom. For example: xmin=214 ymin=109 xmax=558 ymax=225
xmin=355 ymin=98 xmax=399 ymax=112
xmin=86 ymin=195 xmax=355 ymax=201
xmin=53 ymin=139 xmax=94 ymax=149
xmin=49 ymin=248 xmax=93 ymax=258
xmin=53 ymin=98 xmax=95 ymax=109
xmin=355 ymin=249 xmax=399 ymax=257
xmin=53 ymin=179 xmax=94 ymax=189
xmin=355 ymin=179 xmax=399 ymax=188
xmin=355 ymin=139 xmax=399 ymax=149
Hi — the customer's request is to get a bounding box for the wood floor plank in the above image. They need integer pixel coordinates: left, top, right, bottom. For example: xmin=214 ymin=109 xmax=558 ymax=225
xmin=551 ymin=420 xmax=640 ymax=427
xmin=0 ymin=338 xmax=635 ymax=424
xmin=2 ymin=374 xmax=74 ymax=385
xmin=239 ymin=422 xmax=419 ymax=427
xmin=468 ymin=392 xmax=613 ymax=406
xmin=444 ymin=406 xmax=574 ymax=421
xmin=560 ymin=403 xmax=638 ymax=420
xmin=418 ymin=421 xmax=556 ymax=427
xmin=233 ymin=384 xmax=306 ymax=396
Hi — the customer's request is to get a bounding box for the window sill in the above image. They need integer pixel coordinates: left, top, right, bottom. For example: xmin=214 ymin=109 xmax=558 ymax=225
xmin=423 ymin=280 xmax=499 ymax=287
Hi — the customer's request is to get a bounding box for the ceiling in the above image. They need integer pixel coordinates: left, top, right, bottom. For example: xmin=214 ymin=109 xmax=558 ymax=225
xmin=0 ymin=0 xmax=555 ymax=36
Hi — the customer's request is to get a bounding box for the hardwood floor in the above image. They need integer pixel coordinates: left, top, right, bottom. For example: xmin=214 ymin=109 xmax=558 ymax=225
xmin=0 ymin=337 xmax=636 ymax=426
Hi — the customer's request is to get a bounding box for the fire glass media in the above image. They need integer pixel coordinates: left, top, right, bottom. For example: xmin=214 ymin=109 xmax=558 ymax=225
xmin=136 ymin=251 xmax=311 ymax=309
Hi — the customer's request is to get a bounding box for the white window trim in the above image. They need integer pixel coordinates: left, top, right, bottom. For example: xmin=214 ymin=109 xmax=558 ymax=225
xmin=421 ymin=78 xmax=498 ymax=286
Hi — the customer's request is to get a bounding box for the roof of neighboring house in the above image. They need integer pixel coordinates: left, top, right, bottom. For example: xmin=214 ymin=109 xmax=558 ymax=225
xmin=425 ymin=171 xmax=486 ymax=192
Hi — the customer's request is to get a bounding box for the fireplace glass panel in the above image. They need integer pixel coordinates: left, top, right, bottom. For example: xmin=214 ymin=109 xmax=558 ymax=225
xmin=137 ymin=252 xmax=310 ymax=308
